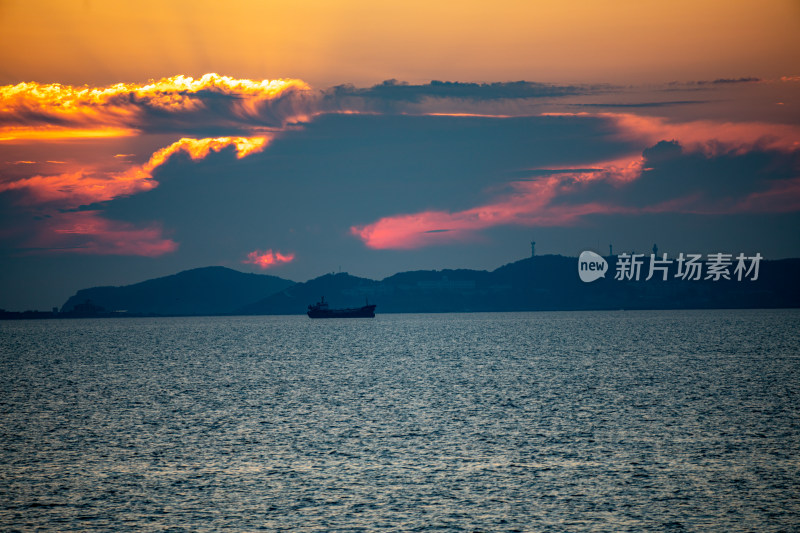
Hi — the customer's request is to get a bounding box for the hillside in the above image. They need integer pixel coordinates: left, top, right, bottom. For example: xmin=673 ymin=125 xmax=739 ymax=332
xmin=237 ymin=255 xmax=800 ymax=315
xmin=61 ymin=266 xmax=295 ymax=316
xmin=237 ymin=272 xmax=378 ymax=315
xmin=56 ymin=256 xmax=800 ymax=318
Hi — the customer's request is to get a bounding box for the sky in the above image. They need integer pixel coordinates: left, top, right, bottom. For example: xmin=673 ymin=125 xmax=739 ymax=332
xmin=1 ymin=0 xmax=799 ymax=310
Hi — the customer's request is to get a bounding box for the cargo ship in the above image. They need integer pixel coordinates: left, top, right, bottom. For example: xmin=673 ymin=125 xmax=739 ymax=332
xmin=307 ymin=296 xmax=376 ymax=318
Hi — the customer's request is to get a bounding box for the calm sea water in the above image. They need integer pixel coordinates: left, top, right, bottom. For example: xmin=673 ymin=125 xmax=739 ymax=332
xmin=1 ymin=310 xmax=798 ymax=532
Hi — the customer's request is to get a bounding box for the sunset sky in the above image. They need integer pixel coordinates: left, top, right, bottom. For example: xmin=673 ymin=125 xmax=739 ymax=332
xmin=1 ymin=0 xmax=799 ymax=310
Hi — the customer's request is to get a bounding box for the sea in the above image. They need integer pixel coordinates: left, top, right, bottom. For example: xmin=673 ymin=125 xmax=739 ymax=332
xmin=1 ymin=309 xmax=798 ymax=532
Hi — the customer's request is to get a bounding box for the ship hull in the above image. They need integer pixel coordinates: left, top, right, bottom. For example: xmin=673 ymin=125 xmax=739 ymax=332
xmin=307 ymin=305 xmax=376 ymax=318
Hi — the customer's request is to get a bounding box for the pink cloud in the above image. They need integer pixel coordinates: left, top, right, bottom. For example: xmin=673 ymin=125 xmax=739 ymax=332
xmin=1 ymin=135 xmax=273 ymax=257
xmin=351 ymin=158 xmax=644 ymax=249
xmin=0 ymin=169 xmax=158 ymax=208
xmin=351 ymin=143 xmax=800 ymax=250
xmin=547 ymin=112 xmax=800 ymax=155
xmin=351 ymin=111 xmax=800 ymax=250
xmin=26 ymin=211 xmax=177 ymax=256
xmin=243 ymin=249 xmax=295 ymax=269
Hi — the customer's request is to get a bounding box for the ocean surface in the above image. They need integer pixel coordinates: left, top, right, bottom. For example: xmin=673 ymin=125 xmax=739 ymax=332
xmin=1 ymin=310 xmax=798 ymax=532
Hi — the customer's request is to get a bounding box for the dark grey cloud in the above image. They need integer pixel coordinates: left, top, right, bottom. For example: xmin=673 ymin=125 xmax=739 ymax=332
xmin=704 ymin=77 xmax=761 ymax=85
xmin=570 ymin=100 xmax=708 ymax=108
xmin=1 ymin=78 xmax=607 ymax=141
xmin=665 ymin=77 xmax=761 ymax=88
xmin=95 ymin=113 xmax=639 ymax=280
xmin=133 ymin=88 xmax=316 ymax=135
xmin=549 ymin=140 xmax=800 ymax=212
xmin=325 ymin=79 xmax=590 ymax=104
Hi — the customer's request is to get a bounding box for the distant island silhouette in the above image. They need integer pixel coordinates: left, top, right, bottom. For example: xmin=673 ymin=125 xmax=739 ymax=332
xmin=1 ymin=254 xmax=798 ymax=319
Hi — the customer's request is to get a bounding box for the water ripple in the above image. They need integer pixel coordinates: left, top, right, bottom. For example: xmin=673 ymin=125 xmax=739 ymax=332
xmin=1 ymin=310 xmax=799 ymax=531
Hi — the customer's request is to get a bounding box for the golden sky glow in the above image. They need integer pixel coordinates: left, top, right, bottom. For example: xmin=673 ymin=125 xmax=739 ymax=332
xmin=1 ymin=0 xmax=798 ymax=87
xmin=0 ymin=74 xmax=309 ymax=140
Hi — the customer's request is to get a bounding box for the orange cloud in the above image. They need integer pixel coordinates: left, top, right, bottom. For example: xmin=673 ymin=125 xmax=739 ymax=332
xmin=1 ymin=73 xmax=302 ymax=257
xmin=243 ymin=249 xmax=295 ymax=269
xmin=28 ymin=210 xmax=177 ymax=256
xmin=0 ymin=136 xmax=269 ymax=208
xmin=1 ymin=135 xmax=270 ymax=256
xmin=0 ymin=126 xmax=137 ymax=141
xmin=117 ymin=135 xmax=270 ymax=183
xmin=0 ymin=74 xmax=311 ymax=140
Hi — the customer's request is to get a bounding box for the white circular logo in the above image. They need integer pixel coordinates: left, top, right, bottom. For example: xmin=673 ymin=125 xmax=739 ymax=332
xmin=578 ymin=251 xmax=608 ymax=282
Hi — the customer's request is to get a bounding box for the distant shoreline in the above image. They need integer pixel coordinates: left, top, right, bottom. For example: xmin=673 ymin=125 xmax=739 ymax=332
xmin=5 ymin=255 xmax=800 ymax=317
xmin=3 ymin=306 xmax=799 ymax=321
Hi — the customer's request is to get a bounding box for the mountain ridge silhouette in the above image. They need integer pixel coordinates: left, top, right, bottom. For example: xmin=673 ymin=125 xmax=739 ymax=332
xmin=54 ymin=255 xmax=800 ymax=317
